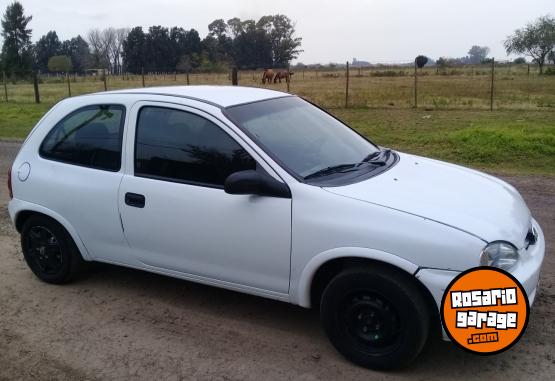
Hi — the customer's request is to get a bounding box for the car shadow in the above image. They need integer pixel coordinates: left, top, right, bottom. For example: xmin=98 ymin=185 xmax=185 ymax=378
xmin=77 ymin=262 xmax=543 ymax=378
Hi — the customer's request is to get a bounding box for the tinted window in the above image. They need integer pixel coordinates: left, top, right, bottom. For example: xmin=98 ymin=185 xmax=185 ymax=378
xmin=226 ymin=97 xmax=378 ymax=178
xmin=40 ymin=105 xmax=125 ymax=171
xmin=135 ymin=107 xmax=256 ymax=187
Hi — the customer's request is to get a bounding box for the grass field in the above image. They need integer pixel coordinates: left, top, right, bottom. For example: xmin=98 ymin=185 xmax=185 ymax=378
xmin=1 ymin=67 xmax=554 ymax=176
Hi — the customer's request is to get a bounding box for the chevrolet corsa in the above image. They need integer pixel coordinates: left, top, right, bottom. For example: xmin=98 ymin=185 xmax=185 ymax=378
xmin=7 ymin=86 xmax=545 ymax=369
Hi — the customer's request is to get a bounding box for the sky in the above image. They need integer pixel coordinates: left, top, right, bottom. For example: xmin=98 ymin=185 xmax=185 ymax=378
xmin=6 ymin=0 xmax=555 ymax=64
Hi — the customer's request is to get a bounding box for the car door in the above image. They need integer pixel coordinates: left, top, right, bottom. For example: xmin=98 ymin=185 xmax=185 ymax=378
xmin=35 ymin=103 xmax=128 ymax=261
xmin=118 ymin=102 xmax=292 ymax=294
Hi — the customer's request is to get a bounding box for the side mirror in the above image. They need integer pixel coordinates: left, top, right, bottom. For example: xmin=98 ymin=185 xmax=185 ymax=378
xmin=224 ymin=170 xmax=291 ymax=198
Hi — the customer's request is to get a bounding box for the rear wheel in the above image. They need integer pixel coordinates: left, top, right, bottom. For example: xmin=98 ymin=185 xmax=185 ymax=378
xmin=320 ymin=265 xmax=430 ymax=370
xmin=21 ymin=215 xmax=86 ymax=284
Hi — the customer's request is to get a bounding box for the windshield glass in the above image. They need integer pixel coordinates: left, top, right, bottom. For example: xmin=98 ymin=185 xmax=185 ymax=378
xmin=225 ymin=97 xmax=380 ymax=179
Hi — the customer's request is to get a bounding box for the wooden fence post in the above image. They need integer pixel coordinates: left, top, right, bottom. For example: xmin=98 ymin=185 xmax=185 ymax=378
xmin=103 ymin=69 xmax=108 ymax=91
xmin=286 ymin=65 xmax=291 ymax=93
xmin=527 ymin=64 xmax=530 ymax=77
xmin=33 ymin=72 xmax=40 ymax=104
xmin=141 ymin=67 xmax=145 ymax=87
xmin=2 ymin=71 xmax=7 ymax=102
xmin=345 ymin=61 xmax=350 ymax=108
xmin=414 ymin=60 xmax=418 ymax=109
xmin=490 ymin=57 xmax=495 ymax=111
xmin=66 ymin=72 xmax=71 ymax=97
xmin=231 ymin=67 xmax=238 ymax=86
xmin=186 ymin=71 xmax=190 ymax=85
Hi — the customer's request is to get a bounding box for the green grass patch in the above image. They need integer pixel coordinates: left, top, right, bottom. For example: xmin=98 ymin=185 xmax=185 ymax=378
xmin=333 ymin=108 xmax=555 ymax=176
xmin=0 ymin=103 xmax=553 ymax=176
xmin=0 ymin=102 xmax=53 ymax=139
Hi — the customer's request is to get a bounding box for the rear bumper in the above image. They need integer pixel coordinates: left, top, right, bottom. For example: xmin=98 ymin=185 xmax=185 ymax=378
xmin=415 ymin=218 xmax=546 ymax=340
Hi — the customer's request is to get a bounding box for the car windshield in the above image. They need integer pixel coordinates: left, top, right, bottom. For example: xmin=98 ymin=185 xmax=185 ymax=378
xmin=225 ymin=96 xmax=380 ymax=179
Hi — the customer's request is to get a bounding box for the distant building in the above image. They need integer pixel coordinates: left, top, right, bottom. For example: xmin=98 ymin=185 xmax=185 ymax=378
xmin=352 ymin=58 xmax=371 ymax=67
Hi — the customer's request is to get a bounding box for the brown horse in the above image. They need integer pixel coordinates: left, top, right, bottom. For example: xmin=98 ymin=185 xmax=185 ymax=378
xmin=274 ymin=70 xmax=293 ymax=83
xmin=261 ymin=69 xmax=274 ymax=84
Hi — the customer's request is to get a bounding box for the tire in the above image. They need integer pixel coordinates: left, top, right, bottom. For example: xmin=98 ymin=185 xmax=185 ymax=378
xmin=320 ymin=264 xmax=430 ymax=370
xmin=21 ymin=215 xmax=87 ymax=284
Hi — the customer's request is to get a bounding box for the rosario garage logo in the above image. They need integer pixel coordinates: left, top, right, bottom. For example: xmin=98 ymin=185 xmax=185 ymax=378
xmin=441 ymin=267 xmax=529 ymax=354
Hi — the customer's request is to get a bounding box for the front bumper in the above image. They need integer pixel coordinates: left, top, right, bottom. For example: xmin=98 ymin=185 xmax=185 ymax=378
xmin=415 ymin=218 xmax=545 ymax=339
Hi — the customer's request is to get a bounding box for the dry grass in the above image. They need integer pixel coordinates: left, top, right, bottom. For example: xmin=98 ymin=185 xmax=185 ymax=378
xmin=2 ymin=65 xmax=555 ymax=110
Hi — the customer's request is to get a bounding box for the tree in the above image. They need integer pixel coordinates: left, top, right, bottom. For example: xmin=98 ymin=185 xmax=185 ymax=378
xmin=256 ymin=15 xmax=302 ymax=67
xmin=1 ymin=1 xmax=33 ymax=76
xmin=122 ymin=26 xmax=145 ymax=73
xmin=62 ymin=35 xmax=91 ymax=73
xmin=513 ymin=57 xmax=527 ymax=64
xmin=208 ymin=19 xmax=228 ymax=39
xmin=233 ymin=26 xmax=272 ymax=69
xmin=504 ymin=15 xmax=555 ymax=74
xmin=87 ymin=28 xmax=109 ymax=69
xmin=47 ymin=55 xmax=72 ymax=73
xmin=415 ymin=55 xmax=428 ymax=68
xmin=548 ymin=50 xmax=555 ymax=64
xmin=144 ymin=26 xmax=173 ymax=71
xmin=467 ymin=45 xmax=490 ymax=64
xmin=34 ymin=31 xmax=62 ymax=72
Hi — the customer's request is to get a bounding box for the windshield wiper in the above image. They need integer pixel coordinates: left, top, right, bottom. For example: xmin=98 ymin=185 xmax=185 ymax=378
xmin=363 ymin=148 xmax=391 ymax=164
xmin=304 ymin=163 xmax=361 ymax=180
xmin=304 ymin=150 xmax=392 ymax=180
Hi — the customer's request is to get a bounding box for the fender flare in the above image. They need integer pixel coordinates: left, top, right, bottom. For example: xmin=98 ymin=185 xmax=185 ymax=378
xmin=294 ymin=247 xmax=419 ymax=307
xmin=9 ymin=199 xmax=92 ymax=261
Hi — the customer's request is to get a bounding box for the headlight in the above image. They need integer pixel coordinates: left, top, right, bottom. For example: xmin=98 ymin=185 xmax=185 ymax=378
xmin=480 ymin=241 xmax=519 ymax=271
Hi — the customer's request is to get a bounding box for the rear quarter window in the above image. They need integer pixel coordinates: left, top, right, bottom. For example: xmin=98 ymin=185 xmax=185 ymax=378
xmin=39 ymin=105 xmax=125 ymax=171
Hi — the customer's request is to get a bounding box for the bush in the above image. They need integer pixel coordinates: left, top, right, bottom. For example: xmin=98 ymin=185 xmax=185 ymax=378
xmin=544 ymin=67 xmax=555 ymax=75
xmin=371 ymin=70 xmax=406 ymax=77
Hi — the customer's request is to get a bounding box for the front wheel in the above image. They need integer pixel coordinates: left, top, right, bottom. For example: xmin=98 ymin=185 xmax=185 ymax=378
xmin=320 ymin=265 xmax=430 ymax=370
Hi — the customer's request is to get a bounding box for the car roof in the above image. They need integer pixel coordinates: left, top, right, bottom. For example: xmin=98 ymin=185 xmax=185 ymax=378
xmin=102 ymin=85 xmax=289 ymax=108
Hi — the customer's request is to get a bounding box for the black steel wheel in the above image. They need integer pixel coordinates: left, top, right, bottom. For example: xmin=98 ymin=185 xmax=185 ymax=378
xmin=342 ymin=290 xmax=403 ymax=355
xmin=320 ymin=264 xmax=430 ymax=370
xmin=21 ymin=215 xmax=86 ymax=284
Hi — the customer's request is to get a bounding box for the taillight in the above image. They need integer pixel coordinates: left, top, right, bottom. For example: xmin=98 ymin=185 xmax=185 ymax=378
xmin=7 ymin=166 xmax=12 ymax=199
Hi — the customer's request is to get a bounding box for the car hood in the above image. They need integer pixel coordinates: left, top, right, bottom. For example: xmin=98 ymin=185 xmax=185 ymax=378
xmin=324 ymin=152 xmax=531 ymax=248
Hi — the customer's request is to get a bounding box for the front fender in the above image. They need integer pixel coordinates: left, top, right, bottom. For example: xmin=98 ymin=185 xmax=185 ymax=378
xmin=293 ymin=247 xmax=419 ymax=307
xmin=8 ymin=198 xmax=92 ymax=260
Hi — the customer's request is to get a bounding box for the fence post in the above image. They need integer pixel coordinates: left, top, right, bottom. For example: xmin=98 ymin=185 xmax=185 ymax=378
xmin=174 ymin=71 xmax=177 ymax=81
xmin=231 ymin=67 xmax=238 ymax=86
xmin=186 ymin=71 xmax=190 ymax=85
xmin=33 ymin=71 xmax=40 ymax=104
xmin=345 ymin=61 xmax=350 ymax=108
xmin=527 ymin=64 xmax=530 ymax=77
xmin=66 ymin=72 xmax=71 ymax=97
xmin=2 ymin=71 xmax=7 ymax=102
xmin=286 ymin=65 xmax=291 ymax=93
xmin=490 ymin=57 xmax=495 ymax=111
xmin=141 ymin=67 xmax=145 ymax=87
xmin=414 ymin=60 xmax=418 ymax=109
xmin=103 ymin=69 xmax=107 ymax=91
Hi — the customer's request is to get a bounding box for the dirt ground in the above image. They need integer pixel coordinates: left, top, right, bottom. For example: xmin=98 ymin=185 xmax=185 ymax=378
xmin=0 ymin=140 xmax=553 ymax=381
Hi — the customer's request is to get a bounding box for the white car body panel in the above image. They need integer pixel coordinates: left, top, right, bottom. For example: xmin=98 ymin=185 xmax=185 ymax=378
xmin=325 ymin=152 xmax=531 ymax=248
xmin=7 ymin=87 xmax=546 ymax=333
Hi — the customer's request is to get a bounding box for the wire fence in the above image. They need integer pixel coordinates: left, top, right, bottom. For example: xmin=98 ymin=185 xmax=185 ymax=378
xmin=2 ymin=63 xmax=555 ymax=110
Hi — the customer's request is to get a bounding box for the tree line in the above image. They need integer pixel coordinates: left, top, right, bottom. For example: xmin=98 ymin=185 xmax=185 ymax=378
xmin=1 ymin=1 xmax=553 ymax=78
xmin=0 ymin=2 xmax=302 ymax=78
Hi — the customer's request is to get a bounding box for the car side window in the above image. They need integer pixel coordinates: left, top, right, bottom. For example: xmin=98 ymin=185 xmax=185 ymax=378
xmin=40 ymin=105 xmax=125 ymax=171
xmin=135 ymin=106 xmax=256 ymax=187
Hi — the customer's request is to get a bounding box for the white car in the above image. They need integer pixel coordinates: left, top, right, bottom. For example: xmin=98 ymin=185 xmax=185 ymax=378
xmin=7 ymin=86 xmax=545 ymax=369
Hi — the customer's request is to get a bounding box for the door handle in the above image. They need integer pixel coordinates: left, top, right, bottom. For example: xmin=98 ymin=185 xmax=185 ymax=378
xmin=125 ymin=192 xmax=145 ymax=208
